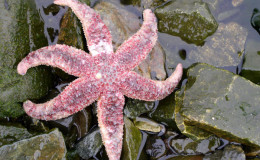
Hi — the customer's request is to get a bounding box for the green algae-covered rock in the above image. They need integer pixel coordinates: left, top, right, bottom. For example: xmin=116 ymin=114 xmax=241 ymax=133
xmin=203 ymin=144 xmax=245 ymax=160
xmin=0 ymin=0 xmax=53 ymax=118
xmin=0 ymin=123 xmax=33 ymax=147
xmin=0 ymin=129 xmax=66 ymax=159
xmin=134 ymin=117 xmax=162 ymax=133
xmin=150 ymin=93 xmax=178 ymax=130
xmin=176 ymin=63 xmax=260 ymax=147
xmin=155 ymin=0 xmax=218 ymax=45
xmin=241 ymin=40 xmax=260 ymax=84
xmin=122 ymin=117 xmax=147 ymax=160
xmin=124 ymin=98 xmax=154 ymax=119
xmin=171 ymin=136 xmax=220 ymax=155
xmin=175 ymin=91 xmax=214 ymax=141
xmin=76 ymin=128 xmax=103 ymax=159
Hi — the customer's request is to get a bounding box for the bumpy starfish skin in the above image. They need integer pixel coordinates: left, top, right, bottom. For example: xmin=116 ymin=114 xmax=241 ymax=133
xmin=17 ymin=0 xmax=183 ymax=159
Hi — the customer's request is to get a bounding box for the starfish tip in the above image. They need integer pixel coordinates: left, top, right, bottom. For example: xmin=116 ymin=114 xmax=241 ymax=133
xmin=17 ymin=62 xmax=27 ymax=75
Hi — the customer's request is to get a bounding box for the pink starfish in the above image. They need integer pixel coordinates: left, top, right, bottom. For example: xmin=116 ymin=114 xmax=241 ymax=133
xmin=17 ymin=0 xmax=183 ymax=159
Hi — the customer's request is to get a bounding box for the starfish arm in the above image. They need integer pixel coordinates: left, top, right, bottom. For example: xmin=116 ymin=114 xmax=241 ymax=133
xmin=54 ymin=0 xmax=113 ymax=56
xmin=120 ymin=64 xmax=183 ymax=101
xmin=114 ymin=9 xmax=157 ymax=72
xmin=17 ymin=44 xmax=95 ymax=77
xmin=97 ymin=91 xmax=124 ymax=160
xmin=23 ymin=77 xmax=101 ymax=120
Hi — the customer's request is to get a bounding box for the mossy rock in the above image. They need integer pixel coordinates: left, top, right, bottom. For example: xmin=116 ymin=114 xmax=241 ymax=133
xmin=176 ymin=63 xmax=260 ymax=147
xmin=0 ymin=0 xmax=53 ymax=118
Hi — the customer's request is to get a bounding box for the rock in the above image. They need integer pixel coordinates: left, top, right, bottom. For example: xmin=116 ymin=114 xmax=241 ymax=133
xmin=160 ymin=22 xmax=247 ymax=75
xmin=134 ymin=117 xmax=162 ymax=133
xmin=240 ymin=40 xmax=260 ymax=84
xmin=122 ymin=116 xmax=146 ymax=160
xmin=155 ymin=0 xmax=218 ymax=45
xmin=0 ymin=129 xmax=66 ymax=159
xmin=124 ymin=98 xmax=155 ymax=119
xmin=149 ymin=93 xmax=179 ymax=130
xmin=95 ymin=1 xmax=166 ymax=80
xmin=76 ymin=128 xmax=103 ymax=159
xmin=189 ymin=22 xmax=248 ymax=68
xmin=171 ymin=135 xmax=220 ymax=155
xmin=0 ymin=0 xmax=53 ymax=118
xmin=175 ymin=91 xmax=215 ymax=141
xmin=146 ymin=136 xmax=166 ymax=159
xmin=203 ymin=144 xmax=245 ymax=160
xmin=0 ymin=123 xmax=33 ymax=147
xmin=176 ymin=63 xmax=260 ymax=147
xmin=251 ymin=8 xmax=260 ymax=35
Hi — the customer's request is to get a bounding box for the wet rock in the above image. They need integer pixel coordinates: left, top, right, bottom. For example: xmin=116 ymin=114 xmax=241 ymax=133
xmin=175 ymin=63 xmax=260 ymax=147
xmin=134 ymin=117 xmax=162 ymax=133
xmin=155 ymin=0 xmax=218 ymax=45
xmin=124 ymin=98 xmax=155 ymax=119
xmin=241 ymin=40 xmax=260 ymax=84
xmin=0 ymin=123 xmax=33 ymax=147
xmin=48 ymin=108 xmax=92 ymax=148
xmin=146 ymin=136 xmax=166 ymax=159
xmin=95 ymin=1 xmax=166 ymax=80
xmin=0 ymin=0 xmax=53 ymax=118
xmin=160 ymin=22 xmax=247 ymax=75
xmin=149 ymin=93 xmax=178 ymax=130
xmin=175 ymin=91 xmax=214 ymax=141
xmin=171 ymin=135 xmax=220 ymax=155
xmin=189 ymin=22 xmax=247 ymax=68
xmin=203 ymin=144 xmax=245 ymax=160
xmin=76 ymin=128 xmax=103 ymax=159
xmin=122 ymin=116 xmax=144 ymax=160
xmin=0 ymin=129 xmax=66 ymax=159
xmin=251 ymin=8 xmax=260 ymax=35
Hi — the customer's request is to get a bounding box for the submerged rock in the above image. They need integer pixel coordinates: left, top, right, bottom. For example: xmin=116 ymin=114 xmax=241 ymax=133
xmin=155 ymin=0 xmax=218 ymax=45
xmin=251 ymin=8 xmax=260 ymax=35
xmin=203 ymin=144 xmax=245 ymax=160
xmin=0 ymin=129 xmax=66 ymax=159
xmin=171 ymin=135 xmax=220 ymax=155
xmin=0 ymin=0 xmax=53 ymax=118
xmin=176 ymin=63 xmax=260 ymax=147
xmin=76 ymin=128 xmax=103 ymax=160
xmin=188 ymin=22 xmax=247 ymax=68
xmin=160 ymin=22 xmax=247 ymax=75
xmin=146 ymin=136 xmax=166 ymax=159
xmin=241 ymin=40 xmax=260 ymax=84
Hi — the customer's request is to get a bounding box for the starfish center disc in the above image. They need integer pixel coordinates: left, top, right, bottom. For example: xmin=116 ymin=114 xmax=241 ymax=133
xmin=96 ymin=72 xmax=102 ymax=79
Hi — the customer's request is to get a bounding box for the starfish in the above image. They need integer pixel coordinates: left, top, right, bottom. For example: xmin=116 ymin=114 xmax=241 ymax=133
xmin=17 ymin=0 xmax=183 ymax=159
